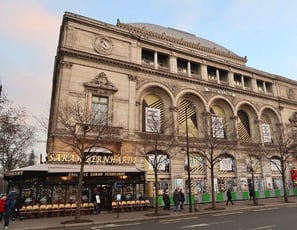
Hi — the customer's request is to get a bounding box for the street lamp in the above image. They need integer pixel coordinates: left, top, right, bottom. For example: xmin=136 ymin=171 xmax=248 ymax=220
xmin=185 ymin=103 xmax=195 ymax=212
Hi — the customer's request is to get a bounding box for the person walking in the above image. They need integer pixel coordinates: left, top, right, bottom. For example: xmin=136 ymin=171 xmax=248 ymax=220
xmin=0 ymin=195 xmax=6 ymax=221
xmin=94 ymin=191 xmax=101 ymax=214
xmin=162 ymin=189 xmax=170 ymax=210
xmin=173 ymin=188 xmax=181 ymax=211
xmin=4 ymin=192 xmax=15 ymax=229
xmin=179 ymin=189 xmax=185 ymax=210
xmin=226 ymin=188 xmax=234 ymax=205
xmin=249 ymin=187 xmax=255 ymax=201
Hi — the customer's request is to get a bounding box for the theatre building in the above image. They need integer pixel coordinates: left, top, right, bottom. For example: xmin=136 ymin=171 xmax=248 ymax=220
xmin=5 ymin=12 xmax=297 ymax=210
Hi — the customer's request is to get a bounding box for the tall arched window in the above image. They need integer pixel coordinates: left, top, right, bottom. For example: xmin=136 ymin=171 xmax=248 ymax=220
xmin=237 ymin=110 xmax=251 ymax=142
xmin=142 ymin=94 xmax=164 ymax=132
xmin=178 ymin=100 xmax=198 ymax=137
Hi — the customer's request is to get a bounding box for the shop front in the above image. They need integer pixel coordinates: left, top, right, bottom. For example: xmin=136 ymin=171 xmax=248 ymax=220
xmin=4 ymin=164 xmax=145 ymax=211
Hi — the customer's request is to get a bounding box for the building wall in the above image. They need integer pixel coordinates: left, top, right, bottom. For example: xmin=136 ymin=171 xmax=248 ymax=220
xmin=48 ymin=12 xmax=297 ymax=196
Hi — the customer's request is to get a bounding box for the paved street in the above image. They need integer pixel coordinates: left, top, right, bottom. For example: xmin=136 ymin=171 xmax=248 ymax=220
xmin=4 ymin=197 xmax=297 ymax=230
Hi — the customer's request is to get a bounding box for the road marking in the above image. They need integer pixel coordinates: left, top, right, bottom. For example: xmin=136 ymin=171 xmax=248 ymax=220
xmin=249 ymin=225 xmax=276 ymax=230
xmin=253 ymin=207 xmax=278 ymax=212
xmin=92 ymin=222 xmax=141 ymax=229
xmin=159 ymin=216 xmax=198 ymax=223
xmin=181 ymin=220 xmax=232 ymax=228
xmin=212 ymin=211 xmax=243 ymax=216
xmin=181 ymin=223 xmax=210 ymax=228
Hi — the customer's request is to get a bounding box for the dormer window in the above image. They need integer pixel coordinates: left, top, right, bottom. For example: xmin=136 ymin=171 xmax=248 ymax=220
xmin=257 ymin=80 xmax=264 ymax=92
xmin=177 ymin=58 xmax=187 ymax=74
xmin=142 ymin=49 xmax=154 ymax=65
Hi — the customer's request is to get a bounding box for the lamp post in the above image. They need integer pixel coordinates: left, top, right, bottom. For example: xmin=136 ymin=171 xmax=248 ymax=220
xmin=185 ymin=104 xmax=193 ymax=212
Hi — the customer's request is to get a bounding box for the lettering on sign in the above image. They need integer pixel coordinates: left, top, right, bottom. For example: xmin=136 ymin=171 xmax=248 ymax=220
xmin=205 ymin=87 xmax=235 ymax=97
xmin=48 ymin=153 xmax=136 ymax=165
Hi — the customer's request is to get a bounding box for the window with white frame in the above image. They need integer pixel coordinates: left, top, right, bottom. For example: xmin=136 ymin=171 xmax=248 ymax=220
xmin=92 ymin=95 xmax=108 ymax=125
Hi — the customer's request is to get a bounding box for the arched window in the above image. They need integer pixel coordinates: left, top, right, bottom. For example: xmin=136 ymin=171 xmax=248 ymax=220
xmin=237 ymin=110 xmax=251 ymax=142
xmin=178 ymin=100 xmax=198 ymax=137
xmin=142 ymin=94 xmax=164 ymax=132
xmin=147 ymin=151 xmax=169 ymax=173
xmin=218 ymin=154 xmax=235 ymax=172
xmin=184 ymin=153 xmax=206 ymax=174
xmin=246 ymin=155 xmax=261 ymax=173
xmin=271 ymin=156 xmax=281 ymax=172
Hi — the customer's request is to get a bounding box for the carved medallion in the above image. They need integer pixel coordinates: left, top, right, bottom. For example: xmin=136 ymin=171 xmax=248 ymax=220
xmin=287 ymin=88 xmax=295 ymax=99
xmin=93 ymin=36 xmax=113 ymax=55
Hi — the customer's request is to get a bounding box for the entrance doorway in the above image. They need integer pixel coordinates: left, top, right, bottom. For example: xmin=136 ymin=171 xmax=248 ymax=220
xmin=96 ymin=184 xmax=112 ymax=211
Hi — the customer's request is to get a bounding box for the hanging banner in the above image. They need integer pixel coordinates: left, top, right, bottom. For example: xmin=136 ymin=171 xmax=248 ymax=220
xmin=211 ymin=115 xmax=224 ymax=138
xmin=261 ymin=124 xmax=272 ymax=143
xmin=145 ymin=107 xmax=161 ymax=132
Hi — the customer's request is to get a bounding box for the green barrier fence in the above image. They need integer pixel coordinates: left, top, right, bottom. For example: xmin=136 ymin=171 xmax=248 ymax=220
xmin=149 ymin=188 xmax=297 ymax=207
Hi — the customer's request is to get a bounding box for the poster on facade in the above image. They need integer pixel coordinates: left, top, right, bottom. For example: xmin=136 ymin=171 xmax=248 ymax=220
xmin=265 ymin=177 xmax=273 ymax=189
xmin=211 ymin=115 xmax=224 ymax=138
xmin=145 ymin=107 xmax=161 ymax=132
xmin=240 ymin=177 xmax=248 ymax=191
xmin=219 ymin=158 xmax=233 ymax=171
xmin=174 ymin=178 xmax=184 ymax=190
xmin=261 ymin=124 xmax=272 ymax=143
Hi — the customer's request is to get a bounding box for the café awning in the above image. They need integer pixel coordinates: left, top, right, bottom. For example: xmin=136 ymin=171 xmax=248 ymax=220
xmin=7 ymin=163 xmax=144 ymax=175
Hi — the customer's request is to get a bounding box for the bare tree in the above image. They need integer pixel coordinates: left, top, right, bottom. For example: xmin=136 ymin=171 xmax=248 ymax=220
xmin=260 ymin=123 xmax=297 ymax=203
xmin=137 ymin=110 xmax=177 ymax=216
xmin=54 ymin=100 xmax=115 ymax=222
xmin=0 ymin=97 xmax=35 ymax=172
xmin=197 ymin=112 xmax=235 ymax=210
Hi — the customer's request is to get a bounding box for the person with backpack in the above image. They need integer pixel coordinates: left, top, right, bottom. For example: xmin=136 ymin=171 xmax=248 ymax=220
xmin=4 ymin=192 xmax=15 ymax=229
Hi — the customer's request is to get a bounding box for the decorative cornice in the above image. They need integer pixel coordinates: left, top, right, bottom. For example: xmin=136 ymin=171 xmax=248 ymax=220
xmin=117 ymin=21 xmax=247 ymax=63
xmin=59 ymin=48 xmax=296 ymax=106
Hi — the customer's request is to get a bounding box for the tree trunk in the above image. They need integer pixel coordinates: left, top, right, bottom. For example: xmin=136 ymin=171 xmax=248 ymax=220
xmin=282 ymin=172 xmax=288 ymax=202
xmin=154 ymin=170 xmax=159 ymax=215
xmin=74 ymin=161 xmax=84 ymax=222
xmin=210 ymin=164 xmax=216 ymax=209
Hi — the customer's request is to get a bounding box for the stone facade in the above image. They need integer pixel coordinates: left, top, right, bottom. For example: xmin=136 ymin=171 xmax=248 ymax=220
xmin=47 ymin=12 xmax=297 ymax=196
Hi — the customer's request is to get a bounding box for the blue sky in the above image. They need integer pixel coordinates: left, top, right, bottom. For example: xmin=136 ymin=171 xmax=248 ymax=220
xmin=1 ymin=0 xmax=297 ymax=155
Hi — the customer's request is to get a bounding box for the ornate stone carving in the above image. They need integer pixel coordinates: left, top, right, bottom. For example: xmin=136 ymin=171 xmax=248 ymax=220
xmin=287 ymin=88 xmax=295 ymax=99
xmin=128 ymin=75 xmax=137 ymax=81
xmin=85 ymin=72 xmax=118 ymax=93
xmin=93 ymin=35 xmax=113 ymax=55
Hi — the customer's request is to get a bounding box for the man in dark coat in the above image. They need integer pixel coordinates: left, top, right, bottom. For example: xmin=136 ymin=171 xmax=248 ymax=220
xmin=173 ymin=188 xmax=181 ymax=211
xmin=162 ymin=189 xmax=170 ymax=210
xmin=226 ymin=188 xmax=234 ymax=205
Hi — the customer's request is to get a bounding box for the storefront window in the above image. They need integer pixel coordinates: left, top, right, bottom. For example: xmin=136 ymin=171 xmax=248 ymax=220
xmin=37 ymin=185 xmax=52 ymax=204
xmin=67 ymin=185 xmax=77 ymax=203
xmin=22 ymin=186 xmax=37 ymax=205
xmin=52 ymin=185 xmax=66 ymax=204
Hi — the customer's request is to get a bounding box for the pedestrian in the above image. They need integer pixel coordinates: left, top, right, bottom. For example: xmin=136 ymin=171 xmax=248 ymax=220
xmin=249 ymin=188 xmax=255 ymax=201
xmin=4 ymin=192 xmax=15 ymax=229
xmin=0 ymin=195 xmax=6 ymax=221
xmin=162 ymin=189 xmax=170 ymax=210
xmin=14 ymin=195 xmax=24 ymax=220
xmin=173 ymin=188 xmax=181 ymax=211
xmin=94 ymin=191 xmax=101 ymax=214
xmin=179 ymin=189 xmax=185 ymax=210
xmin=226 ymin=188 xmax=233 ymax=205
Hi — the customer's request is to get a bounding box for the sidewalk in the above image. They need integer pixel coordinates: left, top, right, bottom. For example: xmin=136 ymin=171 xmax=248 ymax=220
xmin=6 ymin=197 xmax=297 ymax=230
